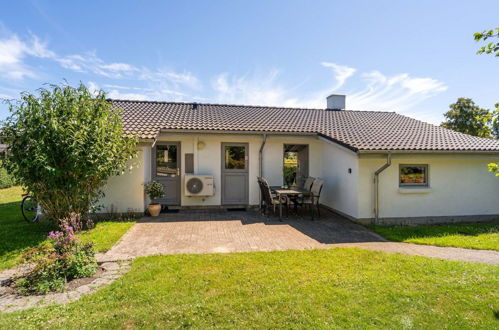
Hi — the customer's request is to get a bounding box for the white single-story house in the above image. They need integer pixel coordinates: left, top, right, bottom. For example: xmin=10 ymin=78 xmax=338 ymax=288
xmin=100 ymin=94 xmax=499 ymax=225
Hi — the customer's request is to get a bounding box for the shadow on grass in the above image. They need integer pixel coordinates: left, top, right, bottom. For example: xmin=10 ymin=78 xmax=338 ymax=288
xmin=0 ymin=200 xmax=56 ymax=270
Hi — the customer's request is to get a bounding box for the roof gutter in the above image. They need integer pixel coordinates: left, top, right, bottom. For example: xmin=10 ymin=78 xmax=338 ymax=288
xmin=374 ymin=152 xmax=391 ymax=224
xmin=359 ymin=149 xmax=499 ymax=154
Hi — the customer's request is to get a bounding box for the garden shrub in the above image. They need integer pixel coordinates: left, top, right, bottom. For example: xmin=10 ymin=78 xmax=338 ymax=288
xmin=15 ymin=224 xmax=97 ymax=295
xmin=0 ymin=160 xmax=14 ymax=189
xmin=2 ymin=83 xmax=137 ymax=227
xmin=0 ymin=166 xmax=14 ymax=189
xmin=144 ymin=180 xmax=165 ymax=201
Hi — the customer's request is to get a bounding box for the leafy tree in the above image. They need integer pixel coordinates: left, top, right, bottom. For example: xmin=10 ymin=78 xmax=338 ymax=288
xmin=488 ymin=163 xmax=499 ymax=177
xmin=473 ymin=28 xmax=499 ymax=177
xmin=1 ymin=84 xmax=137 ymax=228
xmin=441 ymin=98 xmax=494 ymax=138
xmin=474 ymin=27 xmax=499 ymax=57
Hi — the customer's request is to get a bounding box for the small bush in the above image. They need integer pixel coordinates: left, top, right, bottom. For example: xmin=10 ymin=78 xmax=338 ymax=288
xmin=0 ymin=162 xmax=14 ymax=189
xmin=144 ymin=181 xmax=165 ymax=200
xmin=15 ymin=224 xmax=97 ymax=295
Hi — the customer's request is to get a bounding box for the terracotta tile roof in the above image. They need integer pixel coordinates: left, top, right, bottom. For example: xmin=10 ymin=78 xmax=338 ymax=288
xmin=113 ymin=100 xmax=499 ymax=152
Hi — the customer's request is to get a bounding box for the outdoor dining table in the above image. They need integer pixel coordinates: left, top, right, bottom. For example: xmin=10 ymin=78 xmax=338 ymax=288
xmin=271 ymin=187 xmax=310 ymax=219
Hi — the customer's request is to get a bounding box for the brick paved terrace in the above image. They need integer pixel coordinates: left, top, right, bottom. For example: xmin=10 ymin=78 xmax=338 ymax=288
xmin=100 ymin=208 xmax=385 ymax=260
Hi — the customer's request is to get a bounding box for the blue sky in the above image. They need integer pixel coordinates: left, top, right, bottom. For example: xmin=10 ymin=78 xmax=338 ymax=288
xmin=0 ymin=0 xmax=498 ymax=124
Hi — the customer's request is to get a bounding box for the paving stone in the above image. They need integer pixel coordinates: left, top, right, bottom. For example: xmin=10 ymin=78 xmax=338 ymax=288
xmin=74 ymin=285 xmax=92 ymax=294
xmin=100 ymin=209 xmax=499 ymax=265
xmin=100 ymin=262 xmax=120 ymax=271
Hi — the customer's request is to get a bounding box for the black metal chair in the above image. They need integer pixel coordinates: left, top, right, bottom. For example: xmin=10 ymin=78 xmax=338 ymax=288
xmin=289 ymin=177 xmax=315 ymax=212
xmin=297 ymin=178 xmax=324 ymax=220
xmin=259 ymin=178 xmax=288 ymax=217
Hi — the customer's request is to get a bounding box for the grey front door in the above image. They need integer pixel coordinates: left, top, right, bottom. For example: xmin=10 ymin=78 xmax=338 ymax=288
xmin=152 ymin=142 xmax=181 ymax=205
xmin=221 ymin=143 xmax=249 ymax=205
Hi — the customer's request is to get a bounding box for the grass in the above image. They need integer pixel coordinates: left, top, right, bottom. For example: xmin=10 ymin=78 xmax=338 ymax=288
xmin=80 ymin=221 xmax=134 ymax=252
xmin=0 ymin=186 xmax=135 ymax=271
xmin=371 ymin=222 xmax=499 ymax=251
xmin=0 ymin=249 xmax=497 ymax=328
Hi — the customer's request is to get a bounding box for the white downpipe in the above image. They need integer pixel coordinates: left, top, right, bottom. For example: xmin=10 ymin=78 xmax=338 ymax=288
xmin=374 ymin=153 xmax=392 ymax=223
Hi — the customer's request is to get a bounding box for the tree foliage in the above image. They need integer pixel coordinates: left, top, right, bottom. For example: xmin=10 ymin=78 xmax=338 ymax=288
xmin=488 ymin=163 xmax=499 ymax=177
xmin=1 ymin=83 xmax=137 ymax=226
xmin=474 ymin=27 xmax=499 ymax=57
xmin=441 ymin=98 xmax=497 ymax=138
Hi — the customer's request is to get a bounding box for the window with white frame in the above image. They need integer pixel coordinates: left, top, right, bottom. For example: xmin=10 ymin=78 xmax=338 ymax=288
xmin=399 ymin=164 xmax=428 ymax=187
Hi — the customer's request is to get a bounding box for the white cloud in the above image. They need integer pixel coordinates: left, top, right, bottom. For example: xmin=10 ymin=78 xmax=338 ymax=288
xmin=211 ymin=70 xmax=301 ymax=107
xmin=320 ymin=62 xmax=356 ymax=91
xmin=0 ymin=27 xmax=448 ymax=124
xmin=0 ymin=33 xmax=55 ymax=79
xmin=107 ymin=89 xmax=149 ymax=100
xmin=99 ymin=63 xmax=136 ymax=72
xmin=0 ymin=93 xmax=14 ymax=99
xmin=348 ymin=71 xmax=447 ymax=112
xmin=55 ymin=52 xmax=138 ymax=78
xmin=205 ymin=64 xmax=447 ymax=125
xmin=103 ymin=84 xmax=153 ymax=91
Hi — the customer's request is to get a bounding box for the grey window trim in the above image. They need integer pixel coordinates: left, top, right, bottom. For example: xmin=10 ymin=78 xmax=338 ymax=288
xmin=399 ymin=164 xmax=429 ymax=187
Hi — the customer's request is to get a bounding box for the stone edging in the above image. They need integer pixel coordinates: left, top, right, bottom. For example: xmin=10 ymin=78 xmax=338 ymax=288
xmin=0 ymin=261 xmax=131 ymax=313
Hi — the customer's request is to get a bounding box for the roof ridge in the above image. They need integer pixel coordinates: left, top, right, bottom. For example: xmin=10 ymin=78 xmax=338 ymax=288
xmin=110 ymin=98 xmax=395 ymax=113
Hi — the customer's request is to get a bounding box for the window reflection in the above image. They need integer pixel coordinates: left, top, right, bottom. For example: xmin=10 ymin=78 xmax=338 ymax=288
xmin=225 ymin=146 xmax=245 ymax=169
xmin=399 ymin=165 xmax=428 ymax=186
xmin=156 ymin=145 xmax=178 ymax=177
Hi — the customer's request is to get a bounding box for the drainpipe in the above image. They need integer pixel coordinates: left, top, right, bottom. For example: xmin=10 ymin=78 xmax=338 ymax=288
xmin=258 ymin=134 xmax=267 ymax=208
xmin=259 ymin=134 xmax=267 ymax=177
xmin=374 ymin=152 xmax=391 ymax=224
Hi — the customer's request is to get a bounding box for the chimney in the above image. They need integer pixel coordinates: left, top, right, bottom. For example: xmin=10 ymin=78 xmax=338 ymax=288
xmin=326 ymin=94 xmax=346 ymax=110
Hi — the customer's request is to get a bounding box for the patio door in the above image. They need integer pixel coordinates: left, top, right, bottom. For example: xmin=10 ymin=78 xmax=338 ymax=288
xmin=283 ymin=144 xmax=309 ymax=187
xmin=221 ymin=143 xmax=249 ymax=205
xmin=152 ymin=142 xmax=181 ymax=205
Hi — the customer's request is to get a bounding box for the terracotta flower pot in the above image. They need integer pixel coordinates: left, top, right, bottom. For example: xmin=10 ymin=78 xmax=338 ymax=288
xmin=148 ymin=203 xmax=161 ymax=217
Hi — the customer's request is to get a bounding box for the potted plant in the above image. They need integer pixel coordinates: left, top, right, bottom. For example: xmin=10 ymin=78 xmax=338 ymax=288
xmin=144 ymin=181 xmax=165 ymax=217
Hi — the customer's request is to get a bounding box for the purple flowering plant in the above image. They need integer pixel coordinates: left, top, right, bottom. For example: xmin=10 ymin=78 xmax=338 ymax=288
xmin=16 ymin=222 xmax=97 ymax=295
xmin=47 ymin=224 xmax=77 ymax=252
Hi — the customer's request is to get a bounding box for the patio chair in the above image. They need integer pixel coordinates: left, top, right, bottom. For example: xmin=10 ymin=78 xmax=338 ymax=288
xmin=303 ymin=177 xmax=315 ymax=191
xmin=257 ymin=177 xmax=267 ymax=210
xmin=260 ymin=178 xmax=288 ymax=217
xmin=290 ymin=176 xmax=315 ymax=207
xmin=257 ymin=177 xmax=276 ymax=211
xmin=298 ymin=178 xmax=324 ymax=220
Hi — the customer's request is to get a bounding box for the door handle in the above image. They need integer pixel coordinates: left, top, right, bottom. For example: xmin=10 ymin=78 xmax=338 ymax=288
xmin=176 ymin=168 xmax=180 ymax=176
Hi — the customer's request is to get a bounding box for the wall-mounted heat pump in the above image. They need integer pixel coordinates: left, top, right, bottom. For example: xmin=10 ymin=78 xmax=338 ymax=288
xmin=184 ymin=175 xmax=215 ymax=197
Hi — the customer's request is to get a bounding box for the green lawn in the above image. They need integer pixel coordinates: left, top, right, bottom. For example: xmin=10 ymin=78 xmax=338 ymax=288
xmin=0 ymin=186 xmax=135 ymax=271
xmin=0 ymin=249 xmax=498 ymax=328
xmin=371 ymin=222 xmax=499 ymax=251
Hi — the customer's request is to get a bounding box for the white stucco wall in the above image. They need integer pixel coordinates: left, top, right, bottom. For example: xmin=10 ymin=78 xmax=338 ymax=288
xmin=100 ymin=137 xmax=499 ymax=223
xmin=154 ymin=133 xmax=323 ymax=207
xmin=358 ymin=153 xmax=499 ymax=220
xmin=100 ymin=147 xmax=147 ymax=213
xmin=319 ymin=140 xmax=359 ymax=218
xmin=158 ymin=134 xmax=262 ymax=206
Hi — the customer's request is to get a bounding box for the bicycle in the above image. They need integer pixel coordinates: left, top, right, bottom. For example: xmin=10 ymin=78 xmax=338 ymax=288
xmin=21 ymin=194 xmax=41 ymax=223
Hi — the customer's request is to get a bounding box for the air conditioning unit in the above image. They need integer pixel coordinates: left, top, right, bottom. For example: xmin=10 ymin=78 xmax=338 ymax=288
xmin=184 ymin=175 xmax=215 ymax=197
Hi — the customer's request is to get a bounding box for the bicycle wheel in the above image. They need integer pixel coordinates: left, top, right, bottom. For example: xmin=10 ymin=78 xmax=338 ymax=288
xmin=21 ymin=195 xmax=39 ymax=223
